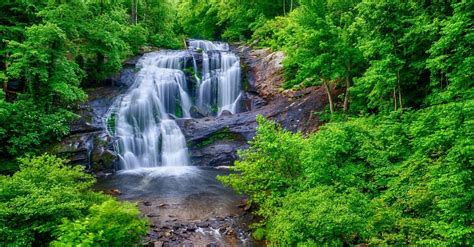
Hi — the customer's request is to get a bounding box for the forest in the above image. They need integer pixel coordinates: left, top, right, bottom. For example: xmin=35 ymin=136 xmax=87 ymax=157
xmin=1 ymin=0 xmax=472 ymax=246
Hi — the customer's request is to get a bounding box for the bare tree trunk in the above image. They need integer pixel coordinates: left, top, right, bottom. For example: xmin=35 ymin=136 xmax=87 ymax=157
xmin=398 ymin=83 xmax=403 ymax=110
xmin=131 ymin=0 xmax=138 ymax=24
xmin=397 ymin=71 xmax=403 ymax=110
xmin=290 ymin=0 xmax=294 ymax=12
xmin=131 ymin=0 xmax=135 ymax=24
xmin=135 ymin=0 xmax=138 ymax=24
xmin=283 ymin=0 xmax=286 ymax=15
xmin=393 ymin=89 xmax=397 ymax=111
xmin=343 ymin=77 xmax=350 ymax=112
xmin=324 ymin=82 xmax=335 ymax=114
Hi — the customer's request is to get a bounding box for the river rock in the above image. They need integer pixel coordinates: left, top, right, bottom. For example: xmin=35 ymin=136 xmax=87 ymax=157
xmin=190 ymin=106 xmax=207 ymax=118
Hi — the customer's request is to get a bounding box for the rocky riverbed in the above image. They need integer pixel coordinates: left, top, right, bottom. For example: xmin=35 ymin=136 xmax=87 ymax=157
xmin=95 ymin=167 xmax=262 ymax=246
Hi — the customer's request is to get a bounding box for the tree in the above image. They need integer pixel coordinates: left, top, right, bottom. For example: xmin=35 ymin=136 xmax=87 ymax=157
xmin=7 ymin=23 xmax=86 ymax=109
xmin=218 ymin=115 xmax=305 ymax=218
xmin=427 ymin=0 xmax=474 ymax=104
xmin=277 ymin=0 xmax=364 ymax=114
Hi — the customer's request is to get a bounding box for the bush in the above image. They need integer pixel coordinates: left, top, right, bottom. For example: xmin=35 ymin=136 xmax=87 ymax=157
xmin=0 ymin=155 xmax=105 ymax=245
xmin=220 ymin=106 xmax=473 ymax=245
xmin=218 ymin=115 xmax=305 ymax=218
xmin=0 ymin=154 xmax=148 ymax=246
xmin=52 ymin=200 xmax=148 ymax=246
xmin=266 ymin=186 xmax=371 ymax=246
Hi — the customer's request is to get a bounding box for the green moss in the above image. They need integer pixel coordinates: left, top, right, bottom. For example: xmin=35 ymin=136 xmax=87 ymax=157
xmin=253 ymin=228 xmax=266 ymax=241
xmin=175 ymin=99 xmax=183 ymax=118
xmin=106 ymin=113 xmax=117 ymax=135
xmin=242 ymin=78 xmax=250 ymax=91
xmin=183 ymin=66 xmax=201 ymax=80
xmin=192 ymin=127 xmax=244 ymax=148
xmin=210 ymin=103 xmax=218 ymax=115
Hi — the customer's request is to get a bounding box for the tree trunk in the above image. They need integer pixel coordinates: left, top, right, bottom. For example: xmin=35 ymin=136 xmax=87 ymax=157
xmin=398 ymin=85 xmax=403 ymax=110
xmin=324 ymin=82 xmax=334 ymax=114
xmin=393 ymin=88 xmax=397 ymax=111
xmin=397 ymin=71 xmax=403 ymax=110
xmin=131 ymin=0 xmax=137 ymax=24
xmin=283 ymin=0 xmax=286 ymax=15
xmin=290 ymin=0 xmax=294 ymax=12
xmin=343 ymin=77 xmax=350 ymax=112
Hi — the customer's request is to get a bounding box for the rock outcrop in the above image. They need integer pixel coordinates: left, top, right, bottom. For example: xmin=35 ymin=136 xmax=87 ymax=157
xmin=179 ymin=46 xmax=327 ymax=166
xmin=49 ymin=61 xmax=139 ymax=174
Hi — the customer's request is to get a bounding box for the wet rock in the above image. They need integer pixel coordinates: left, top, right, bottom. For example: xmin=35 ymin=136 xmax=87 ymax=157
xmin=206 ymin=243 xmax=218 ymax=247
xmin=197 ymin=222 xmax=209 ymax=228
xmin=144 ymin=201 xmax=152 ymax=206
xmin=226 ymin=229 xmax=235 ymax=235
xmin=220 ymin=110 xmax=232 ymax=116
xmin=190 ymin=106 xmax=207 ymax=118
xmin=106 ymin=189 xmax=121 ymax=195
xmin=154 ymin=241 xmax=164 ymax=247
xmin=186 ymin=224 xmax=197 ymax=232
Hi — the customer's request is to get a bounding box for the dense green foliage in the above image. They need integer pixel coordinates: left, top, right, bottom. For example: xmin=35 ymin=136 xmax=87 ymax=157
xmin=0 ymin=154 xmax=147 ymax=246
xmin=221 ymin=106 xmax=472 ymax=245
xmin=176 ymin=0 xmax=297 ymax=41
xmin=0 ymin=0 xmax=180 ymax=159
xmin=1 ymin=0 xmax=472 ymax=246
xmin=253 ymin=0 xmax=471 ymax=113
xmin=212 ymin=3 xmax=472 ymax=244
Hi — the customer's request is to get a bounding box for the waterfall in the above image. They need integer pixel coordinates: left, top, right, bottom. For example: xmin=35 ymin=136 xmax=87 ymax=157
xmin=110 ymin=40 xmax=242 ymax=170
xmin=189 ymin=40 xmax=242 ymax=115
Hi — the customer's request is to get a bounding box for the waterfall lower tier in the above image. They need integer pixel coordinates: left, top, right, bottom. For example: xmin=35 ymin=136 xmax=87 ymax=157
xmin=160 ymin=120 xmax=189 ymax=167
xmin=110 ymin=40 xmax=242 ymax=170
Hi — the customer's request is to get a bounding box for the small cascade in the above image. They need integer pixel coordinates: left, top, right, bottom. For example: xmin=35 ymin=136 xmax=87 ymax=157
xmin=110 ymin=40 xmax=242 ymax=170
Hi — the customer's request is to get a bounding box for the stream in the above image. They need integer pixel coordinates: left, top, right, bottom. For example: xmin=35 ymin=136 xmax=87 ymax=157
xmin=96 ymin=167 xmax=259 ymax=246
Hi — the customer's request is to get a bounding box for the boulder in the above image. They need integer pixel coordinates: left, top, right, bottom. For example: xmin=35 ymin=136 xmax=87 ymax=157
xmin=219 ymin=110 xmax=232 ymax=116
xmin=189 ymin=106 xmax=207 ymax=118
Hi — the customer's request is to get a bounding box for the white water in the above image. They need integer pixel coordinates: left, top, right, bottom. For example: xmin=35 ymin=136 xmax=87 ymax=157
xmin=189 ymin=40 xmax=242 ymax=115
xmin=111 ymin=40 xmax=242 ymax=170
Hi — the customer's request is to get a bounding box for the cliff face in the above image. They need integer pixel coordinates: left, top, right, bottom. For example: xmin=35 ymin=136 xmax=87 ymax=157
xmin=51 ymin=47 xmax=328 ymax=172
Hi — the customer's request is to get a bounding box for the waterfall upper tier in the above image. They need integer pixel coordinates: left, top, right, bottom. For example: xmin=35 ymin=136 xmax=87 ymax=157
xmin=110 ymin=40 xmax=243 ymax=170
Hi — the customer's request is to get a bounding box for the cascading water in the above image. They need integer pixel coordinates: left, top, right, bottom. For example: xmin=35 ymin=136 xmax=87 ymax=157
xmin=110 ymin=40 xmax=242 ymax=170
xmin=189 ymin=40 xmax=242 ymax=115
